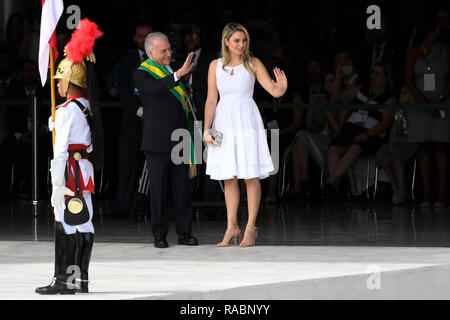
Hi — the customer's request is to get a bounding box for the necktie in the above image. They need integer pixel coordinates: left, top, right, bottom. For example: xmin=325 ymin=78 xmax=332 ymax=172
xmin=375 ymin=46 xmax=381 ymax=61
xmin=191 ymin=53 xmax=197 ymax=73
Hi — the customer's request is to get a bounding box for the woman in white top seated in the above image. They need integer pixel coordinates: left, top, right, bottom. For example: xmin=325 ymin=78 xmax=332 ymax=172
xmin=322 ymin=63 xmax=396 ymax=201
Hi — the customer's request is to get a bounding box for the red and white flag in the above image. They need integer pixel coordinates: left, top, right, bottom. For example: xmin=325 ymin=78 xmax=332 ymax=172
xmin=38 ymin=0 xmax=64 ymax=86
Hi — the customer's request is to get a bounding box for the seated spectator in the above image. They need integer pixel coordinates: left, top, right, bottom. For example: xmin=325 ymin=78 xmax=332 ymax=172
xmin=331 ymin=49 xmax=362 ymax=101
xmin=290 ymin=71 xmax=341 ymax=199
xmin=375 ymin=85 xmax=418 ymax=205
xmin=322 ymin=63 xmax=396 ymax=201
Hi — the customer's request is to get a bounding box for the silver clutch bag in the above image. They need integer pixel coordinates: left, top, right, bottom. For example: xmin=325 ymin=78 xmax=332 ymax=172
xmin=394 ymin=110 xmax=408 ymax=135
xmin=208 ymin=128 xmax=223 ymax=147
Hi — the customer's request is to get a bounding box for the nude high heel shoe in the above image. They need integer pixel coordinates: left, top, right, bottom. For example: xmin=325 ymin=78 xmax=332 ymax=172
xmin=240 ymin=226 xmax=258 ymax=247
xmin=217 ymin=226 xmax=242 ymax=247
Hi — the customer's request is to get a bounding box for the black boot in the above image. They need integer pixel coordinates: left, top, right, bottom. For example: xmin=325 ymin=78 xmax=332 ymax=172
xmin=75 ymin=232 xmax=94 ymax=293
xmin=35 ymin=223 xmax=77 ymax=295
xmin=34 ymin=273 xmax=76 ymax=295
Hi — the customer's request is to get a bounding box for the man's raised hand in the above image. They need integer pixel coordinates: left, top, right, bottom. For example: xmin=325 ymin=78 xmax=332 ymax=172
xmin=176 ymin=52 xmax=196 ymax=78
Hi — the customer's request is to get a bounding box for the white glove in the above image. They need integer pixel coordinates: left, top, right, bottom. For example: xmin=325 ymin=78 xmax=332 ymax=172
xmin=136 ymin=106 xmax=143 ymax=118
xmin=50 ymin=159 xmax=74 ymax=212
xmin=48 ymin=116 xmax=55 ymax=132
xmin=51 ymin=185 xmax=75 ymax=212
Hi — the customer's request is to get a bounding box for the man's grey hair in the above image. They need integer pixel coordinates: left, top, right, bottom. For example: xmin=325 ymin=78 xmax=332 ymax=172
xmin=144 ymin=32 xmax=169 ymax=53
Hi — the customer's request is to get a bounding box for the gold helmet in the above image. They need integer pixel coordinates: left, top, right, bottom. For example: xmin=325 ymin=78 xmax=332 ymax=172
xmin=53 ymin=19 xmax=102 ymax=96
xmin=53 ymin=58 xmax=88 ymax=94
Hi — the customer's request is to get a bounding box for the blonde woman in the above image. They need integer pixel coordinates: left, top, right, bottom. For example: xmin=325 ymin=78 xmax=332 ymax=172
xmin=203 ymin=23 xmax=288 ymax=247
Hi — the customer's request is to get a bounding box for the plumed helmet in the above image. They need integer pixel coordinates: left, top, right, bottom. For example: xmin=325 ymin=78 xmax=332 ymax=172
xmin=53 ymin=58 xmax=87 ymax=92
xmin=53 ymin=19 xmax=103 ymax=96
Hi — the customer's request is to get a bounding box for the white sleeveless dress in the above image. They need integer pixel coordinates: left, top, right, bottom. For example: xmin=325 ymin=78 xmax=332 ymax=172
xmin=206 ymin=59 xmax=274 ymax=180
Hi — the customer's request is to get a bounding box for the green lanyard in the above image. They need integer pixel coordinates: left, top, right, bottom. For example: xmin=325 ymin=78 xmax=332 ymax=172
xmin=422 ymin=43 xmax=436 ymax=71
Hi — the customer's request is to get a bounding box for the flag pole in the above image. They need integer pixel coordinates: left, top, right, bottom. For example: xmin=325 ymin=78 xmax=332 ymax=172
xmin=49 ymin=47 xmax=56 ymax=149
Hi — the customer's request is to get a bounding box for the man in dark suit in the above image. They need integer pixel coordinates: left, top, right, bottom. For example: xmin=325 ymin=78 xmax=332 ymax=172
xmin=360 ymin=14 xmax=403 ymax=92
xmin=133 ymin=32 xmax=198 ymax=248
xmin=113 ymin=23 xmax=153 ymax=218
xmin=183 ymin=23 xmax=222 ymax=218
xmin=183 ymin=23 xmax=217 ymax=120
xmin=0 ymin=84 xmax=10 ymax=195
xmin=7 ymin=59 xmax=50 ymax=197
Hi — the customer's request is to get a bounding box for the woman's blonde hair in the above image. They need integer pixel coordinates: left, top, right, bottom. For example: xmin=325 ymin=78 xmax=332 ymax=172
xmin=220 ymin=23 xmax=254 ymax=75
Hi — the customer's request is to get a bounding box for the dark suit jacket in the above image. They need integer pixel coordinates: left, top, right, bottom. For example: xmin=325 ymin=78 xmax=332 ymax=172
xmin=191 ymin=48 xmax=217 ymax=93
xmin=190 ymin=48 xmax=217 ymax=120
xmin=6 ymin=80 xmax=49 ymax=135
xmin=133 ymin=63 xmax=187 ymax=153
xmin=118 ymin=49 xmax=143 ymax=132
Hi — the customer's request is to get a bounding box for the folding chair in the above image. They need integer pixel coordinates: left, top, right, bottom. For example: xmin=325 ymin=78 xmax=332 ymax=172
xmin=278 ymin=145 xmax=292 ymax=198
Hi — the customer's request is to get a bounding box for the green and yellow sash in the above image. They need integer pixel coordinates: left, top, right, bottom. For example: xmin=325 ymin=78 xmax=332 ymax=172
xmin=139 ymin=58 xmax=197 ymax=178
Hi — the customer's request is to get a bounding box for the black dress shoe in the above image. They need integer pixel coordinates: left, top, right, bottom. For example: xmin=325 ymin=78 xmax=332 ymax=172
xmin=35 ymin=277 xmax=76 ymax=295
xmin=154 ymin=236 xmax=169 ymax=248
xmin=177 ymin=233 xmax=199 ymax=246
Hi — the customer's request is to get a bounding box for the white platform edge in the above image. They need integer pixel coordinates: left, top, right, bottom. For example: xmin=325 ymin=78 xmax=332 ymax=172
xmin=136 ymin=264 xmax=450 ymax=300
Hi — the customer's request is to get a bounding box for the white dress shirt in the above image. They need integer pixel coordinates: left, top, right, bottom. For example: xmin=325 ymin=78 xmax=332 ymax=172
xmin=166 ymin=64 xmax=179 ymax=82
xmin=138 ymin=49 xmax=146 ymax=62
xmin=25 ymin=86 xmax=37 ymax=97
xmin=371 ymin=41 xmax=387 ymax=66
xmin=0 ymin=76 xmax=12 ymax=87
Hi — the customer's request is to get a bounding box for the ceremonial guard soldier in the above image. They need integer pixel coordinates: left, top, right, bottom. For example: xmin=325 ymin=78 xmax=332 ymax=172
xmin=36 ymin=19 xmax=103 ymax=295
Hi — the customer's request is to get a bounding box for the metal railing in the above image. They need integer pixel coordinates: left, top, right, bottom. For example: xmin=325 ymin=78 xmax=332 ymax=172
xmin=2 ymin=98 xmax=450 ymax=110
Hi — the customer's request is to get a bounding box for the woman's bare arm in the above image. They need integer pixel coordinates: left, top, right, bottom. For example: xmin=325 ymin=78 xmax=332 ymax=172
xmin=326 ymin=110 xmax=342 ymax=133
xmin=253 ymin=57 xmax=288 ymax=98
xmin=203 ymin=60 xmax=219 ymax=146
